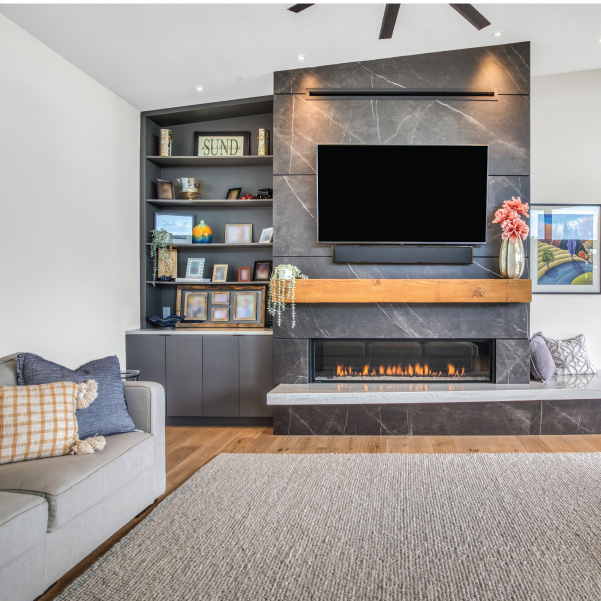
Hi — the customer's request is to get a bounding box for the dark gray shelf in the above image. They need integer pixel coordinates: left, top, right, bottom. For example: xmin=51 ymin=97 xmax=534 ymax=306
xmin=145 ymin=243 xmax=272 ymax=249
xmin=146 ymin=155 xmax=273 ymax=167
xmin=146 ymin=198 xmax=273 ymax=208
xmin=146 ymin=281 xmax=269 ymax=286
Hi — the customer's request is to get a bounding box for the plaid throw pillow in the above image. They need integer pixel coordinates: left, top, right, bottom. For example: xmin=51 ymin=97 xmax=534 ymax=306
xmin=0 ymin=380 xmax=97 ymax=465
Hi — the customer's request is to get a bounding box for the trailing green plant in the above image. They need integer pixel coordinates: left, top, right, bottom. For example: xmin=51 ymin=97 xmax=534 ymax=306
xmin=150 ymin=229 xmax=174 ymax=286
xmin=268 ymin=264 xmax=308 ymax=328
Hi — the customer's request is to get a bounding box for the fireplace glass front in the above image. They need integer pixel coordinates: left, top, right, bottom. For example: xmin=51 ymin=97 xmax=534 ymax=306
xmin=312 ymin=339 xmax=493 ymax=383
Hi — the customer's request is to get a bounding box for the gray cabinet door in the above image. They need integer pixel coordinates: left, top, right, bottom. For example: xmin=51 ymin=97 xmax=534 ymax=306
xmin=166 ymin=336 xmax=203 ymax=417
xmin=239 ymin=336 xmax=273 ymax=417
xmin=127 ymin=335 xmax=166 ymax=389
xmin=202 ymin=336 xmax=240 ymax=417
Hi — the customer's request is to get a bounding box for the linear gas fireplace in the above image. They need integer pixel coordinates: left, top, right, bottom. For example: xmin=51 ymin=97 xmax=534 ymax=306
xmin=312 ymin=339 xmax=493 ymax=383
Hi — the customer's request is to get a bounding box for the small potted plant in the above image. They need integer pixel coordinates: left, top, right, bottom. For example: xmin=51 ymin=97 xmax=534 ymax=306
xmin=492 ymin=197 xmax=529 ymax=279
xmin=149 ymin=229 xmax=174 ymax=286
xmin=268 ymin=264 xmax=308 ymax=328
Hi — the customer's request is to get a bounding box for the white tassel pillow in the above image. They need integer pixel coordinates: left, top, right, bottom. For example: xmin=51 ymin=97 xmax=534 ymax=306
xmin=0 ymin=380 xmax=106 ymax=465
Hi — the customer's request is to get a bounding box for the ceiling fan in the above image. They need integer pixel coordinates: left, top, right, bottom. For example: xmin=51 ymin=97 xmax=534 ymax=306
xmin=288 ymin=4 xmax=491 ymax=39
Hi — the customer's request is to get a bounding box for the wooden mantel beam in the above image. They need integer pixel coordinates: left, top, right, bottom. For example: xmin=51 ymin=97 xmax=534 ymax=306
xmin=283 ymin=279 xmax=532 ymax=304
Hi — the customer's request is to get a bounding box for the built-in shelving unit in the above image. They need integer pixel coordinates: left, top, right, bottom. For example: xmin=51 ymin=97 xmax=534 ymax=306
xmin=146 ymin=281 xmax=270 ymax=286
xmin=140 ymin=95 xmax=274 ymax=329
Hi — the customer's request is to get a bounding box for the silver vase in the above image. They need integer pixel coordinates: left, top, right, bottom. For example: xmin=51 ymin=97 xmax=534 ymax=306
xmin=499 ymin=237 xmax=525 ymax=279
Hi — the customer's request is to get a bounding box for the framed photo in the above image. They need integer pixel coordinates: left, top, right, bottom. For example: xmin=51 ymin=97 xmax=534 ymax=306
xmin=259 ymin=227 xmax=273 ymax=243
xmin=156 ymin=179 xmax=174 ymax=200
xmin=157 ymin=248 xmax=177 ymax=279
xmin=226 ymin=187 xmax=242 ymax=200
xmin=193 ymin=131 xmax=250 ymax=157
xmin=176 ymin=285 xmax=266 ymax=328
xmin=154 ymin=212 xmax=194 ymax=243
xmin=211 ymin=307 xmax=230 ymax=322
xmin=233 ymin=292 xmax=258 ymax=321
xmin=182 ymin=291 xmax=208 ymax=321
xmin=530 ymin=204 xmax=600 ymax=294
xmin=238 ymin=266 xmax=252 ymax=282
xmin=212 ymin=264 xmax=228 ymax=282
xmin=225 ymin=224 xmax=252 ymax=244
xmin=185 ymin=258 xmax=205 ymax=280
xmin=212 ymin=291 xmax=230 ymax=305
xmin=253 ymin=261 xmax=273 ymax=281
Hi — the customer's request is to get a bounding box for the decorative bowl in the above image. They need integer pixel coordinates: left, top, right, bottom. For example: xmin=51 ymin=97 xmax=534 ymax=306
xmin=177 ymin=178 xmax=203 ymax=200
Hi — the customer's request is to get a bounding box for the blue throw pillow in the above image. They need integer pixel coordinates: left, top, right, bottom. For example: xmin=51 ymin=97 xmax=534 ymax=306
xmin=17 ymin=353 xmax=136 ymax=438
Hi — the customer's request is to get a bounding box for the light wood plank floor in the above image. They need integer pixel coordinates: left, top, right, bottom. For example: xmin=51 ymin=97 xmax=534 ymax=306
xmin=40 ymin=427 xmax=601 ymax=600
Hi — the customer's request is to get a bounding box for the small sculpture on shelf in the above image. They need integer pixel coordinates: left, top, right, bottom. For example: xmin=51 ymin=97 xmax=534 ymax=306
xmin=177 ymin=178 xmax=203 ymax=200
xmin=256 ymin=188 xmax=273 ymax=199
xmin=146 ymin=314 xmax=185 ymax=329
xmin=192 ymin=220 xmax=212 ymax=244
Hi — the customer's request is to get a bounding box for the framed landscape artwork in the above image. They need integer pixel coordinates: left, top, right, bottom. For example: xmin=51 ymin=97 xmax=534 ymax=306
xmin=529 ymin=204 xmax=600 ymax=294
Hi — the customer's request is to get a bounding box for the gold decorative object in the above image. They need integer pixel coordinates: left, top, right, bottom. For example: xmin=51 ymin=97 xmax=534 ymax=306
xmin=159 ymin=129 xmax=172 ymax=156
xmin=257 ymin=128 xmax=270 ymax=156
xmin=177 ymin=178 xmax=203 ymax=200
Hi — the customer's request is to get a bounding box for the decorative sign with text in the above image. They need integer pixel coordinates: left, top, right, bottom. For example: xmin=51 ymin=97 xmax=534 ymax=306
xmin=193 ymin=131 xmax=250 ymax=157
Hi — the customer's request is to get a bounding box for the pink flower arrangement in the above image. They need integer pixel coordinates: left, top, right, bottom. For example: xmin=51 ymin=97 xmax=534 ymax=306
xmin=492 ymin=196 xmax=529 ymax=242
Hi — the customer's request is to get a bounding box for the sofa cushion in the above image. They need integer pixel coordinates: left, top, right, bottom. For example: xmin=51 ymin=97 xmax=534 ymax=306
xmin=0 ymin=491 xmax=47 ymax=564
xmin=0 ymin=431 xmax=153 ymax=532
xmin=0 ymin=381 xmax=98 ymax=465
xmin=0 ymin=354 xmax=19 ymax=386
xmin=18 ymin=353 xmax=136 ymax=438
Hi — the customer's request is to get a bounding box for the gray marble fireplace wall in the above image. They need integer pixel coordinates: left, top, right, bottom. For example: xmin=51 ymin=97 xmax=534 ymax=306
xmin=272 ymin=42 xmax=531 ymax=385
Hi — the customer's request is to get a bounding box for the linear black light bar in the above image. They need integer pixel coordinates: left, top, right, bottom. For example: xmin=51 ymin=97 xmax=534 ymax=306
xmin=449 ymin=4 xmax=491 ymax=30
xmin=288 ymin=4 xmax=314 ymax=13
xmin=306 ymin=88 xmax=497 ymax=101
xmin=379 ymin=4 xmax=401 ymax=39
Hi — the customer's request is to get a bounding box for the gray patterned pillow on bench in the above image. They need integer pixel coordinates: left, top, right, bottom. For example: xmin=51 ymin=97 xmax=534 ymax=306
xmin=536 ymin=333 xmax=597 ymax=376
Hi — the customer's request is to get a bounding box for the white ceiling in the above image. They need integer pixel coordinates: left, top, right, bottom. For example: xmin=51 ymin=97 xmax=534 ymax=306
xmin=2 ymin=3 xmax=601 ymax=111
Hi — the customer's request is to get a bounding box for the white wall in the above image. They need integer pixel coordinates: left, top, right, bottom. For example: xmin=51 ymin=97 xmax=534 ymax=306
xmin=0 ymin=15 xmax=139 ymax=368
xmin=531 ymin=68 xmax=601 ymax=365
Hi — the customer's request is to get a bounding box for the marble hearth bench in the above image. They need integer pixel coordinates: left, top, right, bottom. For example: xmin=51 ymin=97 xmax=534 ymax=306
xmin=267 ymin=376 xmax=601 ymax=436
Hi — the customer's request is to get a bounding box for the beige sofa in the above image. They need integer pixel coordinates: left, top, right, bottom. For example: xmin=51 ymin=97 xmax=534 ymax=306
xmin=0 ymin=353 xmax=166 ymax=601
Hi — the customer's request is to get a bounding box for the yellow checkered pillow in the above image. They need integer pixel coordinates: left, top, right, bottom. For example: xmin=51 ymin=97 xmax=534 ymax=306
xmin=0 ymin=380 xmax=98 ymax=465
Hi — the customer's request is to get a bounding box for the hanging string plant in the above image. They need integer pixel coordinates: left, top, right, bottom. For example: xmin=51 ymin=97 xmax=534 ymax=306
xmin=150 ymin=229 xmax=174 ymax=286
xmin=268 ymin=264 xmax=308 ymax=328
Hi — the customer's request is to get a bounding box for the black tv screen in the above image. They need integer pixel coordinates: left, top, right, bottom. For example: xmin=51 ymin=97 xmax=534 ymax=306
xmin=316 ymin=144 xmax=489 ymax=245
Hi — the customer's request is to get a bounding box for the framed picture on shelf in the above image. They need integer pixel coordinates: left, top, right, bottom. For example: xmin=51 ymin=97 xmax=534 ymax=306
xmin=156 ymin=179 xmax=174 ymax=200
xmin=211 ymin=307 xmax=230 ymax=322
xmin=259 ymin=227 xmax=273 ymax=243
xmin=176 ymin=285 xmax=266 ymax=328
xmin=211 ymin=291 xmax=230 ymax=305
xmin=185 ymin=258 xmax=205 ymax=280
xmin=181 ymin=291 xmax=208 ymax=321
xmin=226 ymin=187 xmax=242 ymax=200
xmin=253 ymin=261 xmax=272 ymax=281
xmin=157 ymin=248 xmax=177 ymax=279
xmin=529 ymin=204 xmax=601 ymax=294
xmin=225 ymin=224 xmax=252 ymax=244
xmin=193 ymin=131 xmax=250 ymax=157
xmin=212 ymin=264 xmax=228 ymax=282
xmin=154 ymin=212 xmax=194 ymax=243
xmin=233 ymin=292 xmax=258 ymax=321
xmin=238 ymin=266 xmax=252 ymax=282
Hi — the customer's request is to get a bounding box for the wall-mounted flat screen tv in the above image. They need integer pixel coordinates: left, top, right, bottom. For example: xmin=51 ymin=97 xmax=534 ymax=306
xmin=316 ymin=144 xmax=489 ymax=245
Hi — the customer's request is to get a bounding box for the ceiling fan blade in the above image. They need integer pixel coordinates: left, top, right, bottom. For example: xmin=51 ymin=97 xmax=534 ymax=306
xmin=288 ymin=4 xmax=315 ymax=13
xmin=379 ymin=4 xmax=401 ymax=40
xmin=449 ymin=4 xmax=491 ymax=30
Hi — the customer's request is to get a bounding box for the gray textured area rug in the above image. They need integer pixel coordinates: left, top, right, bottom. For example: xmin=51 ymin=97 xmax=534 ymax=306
xmin=59 ymin=453 xmax=601 ymax=601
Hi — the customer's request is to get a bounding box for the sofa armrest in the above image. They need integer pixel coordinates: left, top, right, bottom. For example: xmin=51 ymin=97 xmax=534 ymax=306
xmin=123 ymin=381 xmax=166 ymax=498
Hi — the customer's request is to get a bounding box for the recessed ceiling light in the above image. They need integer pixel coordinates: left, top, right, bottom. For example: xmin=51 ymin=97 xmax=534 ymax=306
xmin=297 ymin=55 xmax=306 ymax=61
xmin=195 ymin=86 xmax=203 ymax=91
xmin=494 ymin=31 xmax=503 ymax=37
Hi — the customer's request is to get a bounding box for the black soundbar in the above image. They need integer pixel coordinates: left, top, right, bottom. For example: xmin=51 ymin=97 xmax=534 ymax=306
xmin=333 ymin=245 xmax=474 ymax=265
